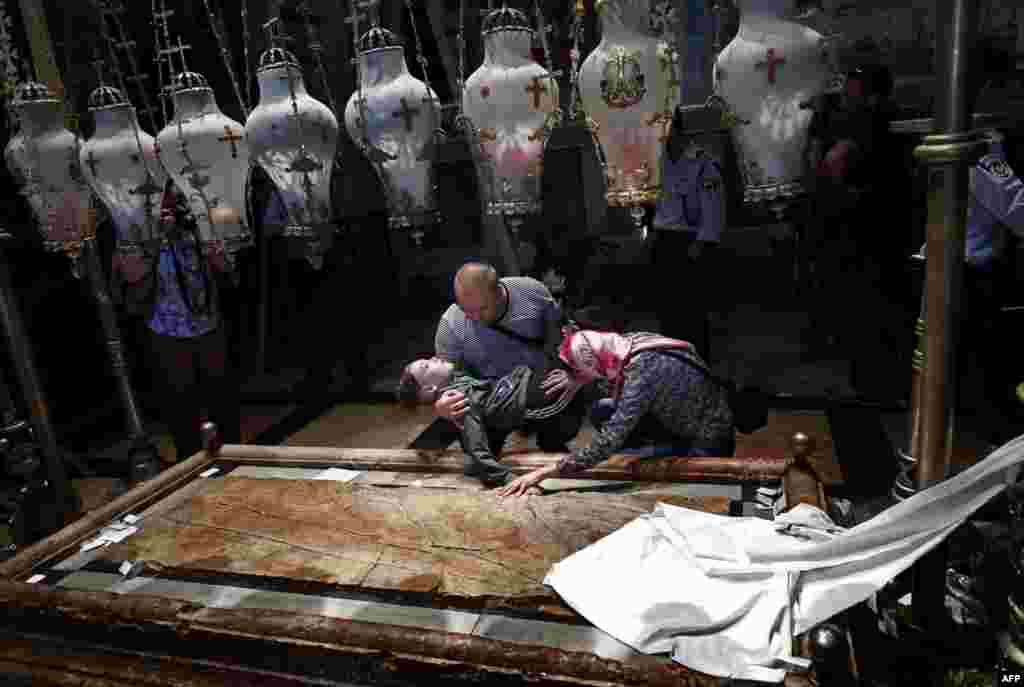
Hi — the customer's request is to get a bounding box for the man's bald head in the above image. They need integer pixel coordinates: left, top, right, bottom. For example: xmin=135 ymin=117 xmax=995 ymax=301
xmin=455 ymin=263 xmax=499 ymax=295
xmin=454 ymin=263 xmax=504 ymax=324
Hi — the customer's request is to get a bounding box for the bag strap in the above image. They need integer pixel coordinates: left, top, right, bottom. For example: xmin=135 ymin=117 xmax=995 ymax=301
xmin=657 ymin=349 xmax=735 ymax=392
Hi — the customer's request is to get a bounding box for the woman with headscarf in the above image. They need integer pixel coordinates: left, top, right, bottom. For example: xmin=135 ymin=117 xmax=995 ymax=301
xmin=498 ymin=328 xmax=735 ymax=497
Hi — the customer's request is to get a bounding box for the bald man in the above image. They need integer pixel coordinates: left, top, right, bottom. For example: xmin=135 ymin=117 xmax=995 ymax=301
xmin=433 ymin=263 xmax=585 ymax=452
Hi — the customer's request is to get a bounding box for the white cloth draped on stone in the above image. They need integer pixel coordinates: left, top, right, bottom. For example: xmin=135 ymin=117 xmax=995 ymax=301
xmin=544 ymin=434 xmax=1024 ymax=682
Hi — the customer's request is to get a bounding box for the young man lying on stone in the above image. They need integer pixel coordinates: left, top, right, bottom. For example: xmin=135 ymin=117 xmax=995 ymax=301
xmin=396 ymin=356 xmax=580 ymax=488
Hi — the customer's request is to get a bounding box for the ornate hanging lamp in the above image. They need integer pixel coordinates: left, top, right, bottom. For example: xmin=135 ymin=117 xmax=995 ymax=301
xmin=79 ymin=59 xmax=167 ymax=261
xmin=713 ymin=0 xmax=830 ymax=208
xmin=246 ymin=17 xmax=339 ymax=269
xmin=343 ymin=3 xmax=442 ymax=244
xmin=3 ymin=81 xmax=95 ymax=260
xmin=577 ymin=0 xmax=681 ymax=232
xmin=155 ymin=37 xmax=252 ymax=260
xmin=462 ymin=3 xmax=561 ymax=232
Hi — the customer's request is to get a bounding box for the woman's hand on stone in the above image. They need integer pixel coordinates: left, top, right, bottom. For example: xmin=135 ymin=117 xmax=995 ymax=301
xmin=497 ymin=467 xmax=550 ymax=498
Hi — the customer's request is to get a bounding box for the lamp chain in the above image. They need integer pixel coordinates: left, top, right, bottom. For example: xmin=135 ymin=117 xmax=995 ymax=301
xmin=96 ymin=0 xmax=160 ymax=134
xmin=241 ymin=0 xmax=253 ymax=110
xmin=568 ymin=0 xmax=585 ymax=121
xmin=346 ymin=0 xmax=370 ymax=151
xmin=456 ymin=0 xmax=465 ymax=118
xmin=150 ymin=0 xmax=169 ymax=126
xmin=297 ymin=0 xmax=339 ymax=117
xmin=200 ymin=0 xmax=249 ymax=118
xmin=0 ymin=0 xmax=29 ymax=129
xmin=401 ymin=0 xmax=438 ymax=115
xmin=163 ymin=35 xmax=219 ymax=241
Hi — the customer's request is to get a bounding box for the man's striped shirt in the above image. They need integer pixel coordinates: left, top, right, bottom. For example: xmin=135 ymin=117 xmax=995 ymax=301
xmin=435 ymin=276 xmax=561 ymax=381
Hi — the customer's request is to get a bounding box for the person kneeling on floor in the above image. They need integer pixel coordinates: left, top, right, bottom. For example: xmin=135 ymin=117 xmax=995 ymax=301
xmin=396 ymin=356 xmax=583 ymax=489
xmin=498 ymin=329 xmax=735 ymax=497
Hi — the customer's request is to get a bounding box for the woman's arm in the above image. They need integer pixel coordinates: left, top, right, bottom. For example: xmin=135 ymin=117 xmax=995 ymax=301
xmin=557 ymin=358 xmax=658 ymax=475
xmin=499 ymin=356 xmax=659 ymax=496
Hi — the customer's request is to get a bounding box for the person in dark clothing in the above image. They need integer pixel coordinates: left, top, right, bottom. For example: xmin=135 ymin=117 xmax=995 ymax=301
xmin=649 ymin=108 xmax=727 ymax=363
xmin=114 ymin=182 xmax=240 ymax=460
xmin=397 ymin=355 xmax=580 ymax=487
xmin=806 ymin=63 xmax=911 ymax=397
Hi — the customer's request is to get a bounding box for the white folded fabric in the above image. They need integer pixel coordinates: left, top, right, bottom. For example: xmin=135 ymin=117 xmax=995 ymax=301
xmin=545 ymin=434 xmax=1024 ymax=681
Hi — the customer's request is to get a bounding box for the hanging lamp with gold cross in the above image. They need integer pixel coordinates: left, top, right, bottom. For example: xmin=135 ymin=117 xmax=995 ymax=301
xmin=343 ymin=0 xmax=443 ymax=243
xmin=244 ymin=13 xmax=340 ymax=269
xmin=463 ymin=2 xmax=561 ymax=227
xmin=154 ymin=32 xmax=253 ymax=259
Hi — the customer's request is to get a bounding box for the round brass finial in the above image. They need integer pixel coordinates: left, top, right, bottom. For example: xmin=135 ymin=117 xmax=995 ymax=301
xmin=1017 ymin=382 xmax=1024 ymax=405
xmin=790 ymin=432 xmax=815 ymax=460
xmin=200 ymin=421 xmax=222 ymax=454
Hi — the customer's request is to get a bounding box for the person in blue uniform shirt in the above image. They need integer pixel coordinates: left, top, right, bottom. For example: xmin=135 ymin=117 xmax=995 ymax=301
xmin=649 ymin=107 xmax=726 ymax=363
xmin=920 ymin=128 xmax=1024 ymax=441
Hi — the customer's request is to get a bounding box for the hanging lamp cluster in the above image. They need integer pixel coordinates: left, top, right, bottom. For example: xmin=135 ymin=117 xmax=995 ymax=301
xmin=3 ymin=0 xmax=836 ymax=258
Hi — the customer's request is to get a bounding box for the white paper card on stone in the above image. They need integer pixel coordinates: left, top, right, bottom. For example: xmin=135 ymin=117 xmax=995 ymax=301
xmin=199 ymin=467 xmax=220 ymax=478
xmin=119 ymin=561 xmax=134 ymax=576
xmin=123 ymin=514 xmax=140 ymax=524
xmin=26 ymin=574 xmax=46 ymax=584
xmin=314 ymin=467 xmax=362 ymax=482
xmin=81 ymin=539 xmax=109 ymax=552
xmin=102 ymin=526 xmax=139 ymax=544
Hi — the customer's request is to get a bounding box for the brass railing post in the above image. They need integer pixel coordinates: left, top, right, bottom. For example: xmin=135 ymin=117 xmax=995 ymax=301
xmin=909 ymin=0 xmax=982 ymax=632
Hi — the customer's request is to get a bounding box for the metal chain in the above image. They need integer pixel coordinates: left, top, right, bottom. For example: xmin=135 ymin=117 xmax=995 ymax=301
xmin=400 ymin=0 xmax=433 ymax=106
xmin=0 ymin=0 xmax=27 ymax=129
xmin=200 ymin=0 xmax=249 ymax=118
xmin=456 ymin=0 xmax=465 ymax=117
xmin=94 ymin=6 xmax=129 ymax=105
xmin=241 ymin=0 xmax=253 ymax=111
xmin=155 ymin=0 xmax=175 ymax=124
xmin=165 ymin=39 xmax=218 ymax=236
xmin=533 ymin=0 xmax=563 ymax=133
xmin=266 ymin=18 xmax=313 ymax=226
xmin=346 ymin=0 xmax=372 ymax=152
xmin=98 ymin=0 xmax=160 ymax=135
xmin=568 ymin=0 xmax=585 ymax=121
xmin=401 ymin=0 xmax=442 ymax=243
xmin=533 ymin=0 xmax=554 ymax=76
xmin=151 ymin=0 xmax=168 ymax=126
xmin=297 ymin=0 xmax=338 ymax=116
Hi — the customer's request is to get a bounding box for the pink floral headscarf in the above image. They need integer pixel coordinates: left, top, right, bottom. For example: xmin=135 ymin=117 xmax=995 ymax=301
xmin=559 ymin=330 xmax=695 ymax=399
